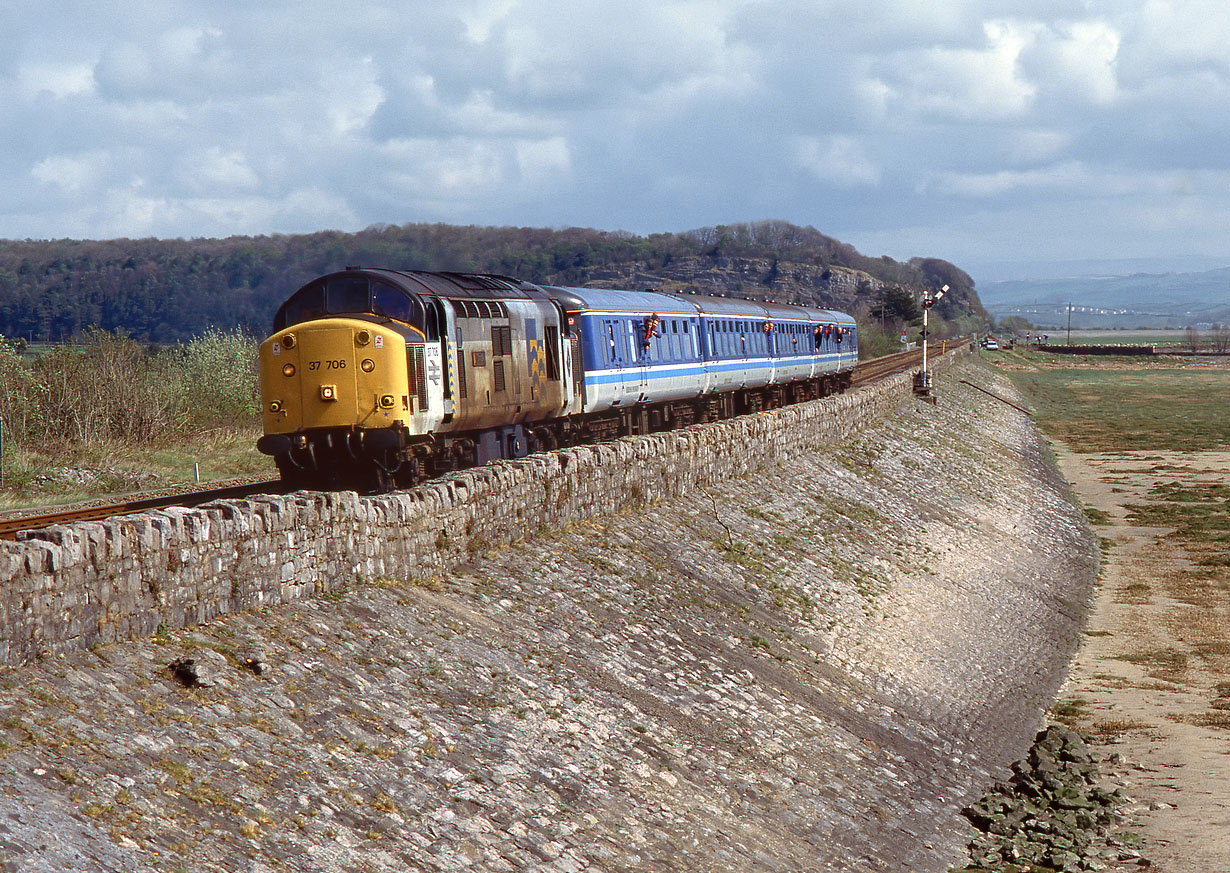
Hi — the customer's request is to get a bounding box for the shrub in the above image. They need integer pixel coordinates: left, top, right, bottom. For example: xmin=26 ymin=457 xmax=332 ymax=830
xmin=0 ymin=328 xmax=259 ymax=450
xmin=176 ymin=328 xmax=260 ymax=427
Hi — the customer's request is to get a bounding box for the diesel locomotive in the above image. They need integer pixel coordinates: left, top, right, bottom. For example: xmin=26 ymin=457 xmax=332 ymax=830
xmin=257 ymin=269 xmax=858 ymax=492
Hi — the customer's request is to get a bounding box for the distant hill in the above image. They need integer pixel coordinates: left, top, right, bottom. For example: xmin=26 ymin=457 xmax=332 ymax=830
xmin=983 ymin=267 xmax=1230 ymax=329
xmin=0 ymin=221 xmax=984 ymax=343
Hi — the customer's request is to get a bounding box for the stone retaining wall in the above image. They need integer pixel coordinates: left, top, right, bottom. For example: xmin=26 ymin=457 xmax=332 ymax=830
xmin=0 ymin=350 xmax=965 ymax=666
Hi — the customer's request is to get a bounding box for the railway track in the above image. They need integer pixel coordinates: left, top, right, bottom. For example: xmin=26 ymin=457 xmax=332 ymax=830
xmin=0 ymin=478 xmax=286 ymax=541
xmin=0 ymin=337 xmax=969 ymax=541
xmin=851 ymin=336 xmax=968 ymax=385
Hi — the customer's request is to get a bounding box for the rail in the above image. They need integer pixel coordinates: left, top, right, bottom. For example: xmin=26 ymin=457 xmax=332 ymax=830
xmin=0 ymin=478 xmax=286 ymax=541
xmin=852 ymin=335 xmax=969 ymax=385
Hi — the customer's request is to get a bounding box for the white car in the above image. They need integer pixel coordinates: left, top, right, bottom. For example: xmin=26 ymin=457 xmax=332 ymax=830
xmin=983 ymin=338 xmax=1000 ymax=350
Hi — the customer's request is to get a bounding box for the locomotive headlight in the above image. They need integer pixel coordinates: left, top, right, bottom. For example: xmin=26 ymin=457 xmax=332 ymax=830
xmin=355 ymin=329 xmax=371 ymax=347
xmin=282 ymin=363 xmax=296 ymax=377
xmin=361 ymin=358 xmax=375 ymax=372
xmin=380 ymin=394 xmax=395 ymax=408
xmin=320 ymin=385 xmax=337 ymax=401
xmin=268 ymin=400 xmax=282 ymax=414
xmin=282 ymin=333 xmax=296 ymax=349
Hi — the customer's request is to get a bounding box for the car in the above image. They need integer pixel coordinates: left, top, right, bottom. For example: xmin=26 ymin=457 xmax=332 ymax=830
xmin=983 ymin=338 xmax=1000 ymax=350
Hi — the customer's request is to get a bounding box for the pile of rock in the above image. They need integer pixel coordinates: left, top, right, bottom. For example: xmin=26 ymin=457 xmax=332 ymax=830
xmin=952 ymin=725 xmax=1147 ymax=872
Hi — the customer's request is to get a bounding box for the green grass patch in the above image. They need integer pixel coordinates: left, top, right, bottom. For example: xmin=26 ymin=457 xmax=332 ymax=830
xmin=1084 ymin=506 xmax=1113 ymax=526
xmin=0 ymin=428 xmax=273 ymax=510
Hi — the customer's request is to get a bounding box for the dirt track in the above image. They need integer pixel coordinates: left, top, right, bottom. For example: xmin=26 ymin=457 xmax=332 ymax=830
xmin=1053 ymin=444 xmax=1230 ymax=872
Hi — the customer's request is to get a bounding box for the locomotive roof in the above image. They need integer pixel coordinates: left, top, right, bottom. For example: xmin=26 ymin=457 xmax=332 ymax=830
xmin=346 ymin=268 xmax=542 ymax=299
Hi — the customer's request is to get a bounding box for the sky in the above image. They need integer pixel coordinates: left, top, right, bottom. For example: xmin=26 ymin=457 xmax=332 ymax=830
xmin=5 ymin=0 xmax=1230 ymax=282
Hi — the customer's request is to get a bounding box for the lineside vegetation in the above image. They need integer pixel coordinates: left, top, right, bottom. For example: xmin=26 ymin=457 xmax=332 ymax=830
xmin=0 ymin=329 xmax=267 ymax=503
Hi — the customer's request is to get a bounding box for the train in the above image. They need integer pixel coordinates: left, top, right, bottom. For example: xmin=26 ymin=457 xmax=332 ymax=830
xmin=256 ymin=269 xmax=859 ymax=492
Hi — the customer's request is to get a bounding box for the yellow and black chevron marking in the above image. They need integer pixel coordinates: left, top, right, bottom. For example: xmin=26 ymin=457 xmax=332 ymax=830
xmin=528 ymin=338 xmax=545 ymax=383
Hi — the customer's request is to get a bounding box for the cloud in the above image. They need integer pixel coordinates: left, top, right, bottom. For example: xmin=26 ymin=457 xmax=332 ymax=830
xmin=791 ymin=136 xmax=881 ymax=187
xmin=876 ymin=20 xmax=1039 ymax=122
xmin=17 ymin=62 xmax=95 ymax=99
xmin=30 ymin=151 xmax=114 ymax=195
xmin=1 ymin=0 xmax=1229 ymax=275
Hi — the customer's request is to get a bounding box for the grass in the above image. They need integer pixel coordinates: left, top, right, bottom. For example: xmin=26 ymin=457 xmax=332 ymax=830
xmin=1125 ymin=483 xmax=1230 ymax=573
xmin=0 ymin=427 xmax=273 ymax=510
xmin=999 ymin=361 xmax=1230 ymax=453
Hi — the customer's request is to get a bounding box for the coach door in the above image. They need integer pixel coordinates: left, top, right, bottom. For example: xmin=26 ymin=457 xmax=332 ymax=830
xmin=630 ymin=319 xmax=649 ymax=401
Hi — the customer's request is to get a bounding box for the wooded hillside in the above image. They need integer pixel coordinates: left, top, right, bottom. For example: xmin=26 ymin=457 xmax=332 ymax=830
xmin=0 ymin=220 xmax=983 ymax=342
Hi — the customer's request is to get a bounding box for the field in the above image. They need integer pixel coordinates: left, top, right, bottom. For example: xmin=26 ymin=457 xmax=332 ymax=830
xmin=1060 ymin=329 xmax=1188 ymax=346
xmin=0 ymin=429 xmax=273 ymax=511
xmin=0 ymin=330 xmax=269 ymax=511
xmin=997 ymin=354 xmax=1229 ymax=452
xmin=991 ymin=348 xmax=1230 ymax=870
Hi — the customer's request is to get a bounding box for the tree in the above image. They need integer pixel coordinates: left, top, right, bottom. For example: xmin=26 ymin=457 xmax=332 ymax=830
xmin=1185 ymin=324 xmax=1201 ymax=352
xmin=1212 ymin=322 xmax=1229 ymax=353
xmin=878 ymin=285 xmax=922 ymax=324
xmin=998 ymin=315 xmax=1033 ymax=336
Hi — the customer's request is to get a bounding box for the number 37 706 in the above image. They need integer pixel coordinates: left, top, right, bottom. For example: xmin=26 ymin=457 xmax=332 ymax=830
xmin=307 ymin=360 xmax=346 ymax=371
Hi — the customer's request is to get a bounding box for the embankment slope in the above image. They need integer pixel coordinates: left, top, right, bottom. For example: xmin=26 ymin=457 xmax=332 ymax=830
xmin=0 ymin=362 xmax=1096 ymax=872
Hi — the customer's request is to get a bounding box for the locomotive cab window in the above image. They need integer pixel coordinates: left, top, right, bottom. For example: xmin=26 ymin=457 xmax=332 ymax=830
xmin=274 ymin=284 xmax=325 ymax=330
xmin=327 ymin=277 xmax=369 ymax=313
xmin=273 ymin=275 xmax=428 ymax=335
xmin=373 ymin=283 xmax=415 ymax=323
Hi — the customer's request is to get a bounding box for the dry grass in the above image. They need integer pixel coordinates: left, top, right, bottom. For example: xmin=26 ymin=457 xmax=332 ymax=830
xmin=0 ymin=428 xmax=272 ymax=510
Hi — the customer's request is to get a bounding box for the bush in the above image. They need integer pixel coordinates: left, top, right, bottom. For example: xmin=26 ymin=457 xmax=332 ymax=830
xmin=0 ymin=328 xmax=259 ymax=450
xmin=177 ymin=328 xmax=260 ymax=427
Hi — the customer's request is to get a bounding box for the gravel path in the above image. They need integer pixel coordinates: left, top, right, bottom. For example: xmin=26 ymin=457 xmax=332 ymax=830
xmin=0 ymin=363 xmax=1097 ymax=873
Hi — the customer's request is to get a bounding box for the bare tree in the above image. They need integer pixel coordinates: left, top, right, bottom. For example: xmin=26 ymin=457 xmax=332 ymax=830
xmin=1185 ymin=324 xmax=1201 ymax=352
xmin=1213 ymin=322 xmax=1230 ymax=353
